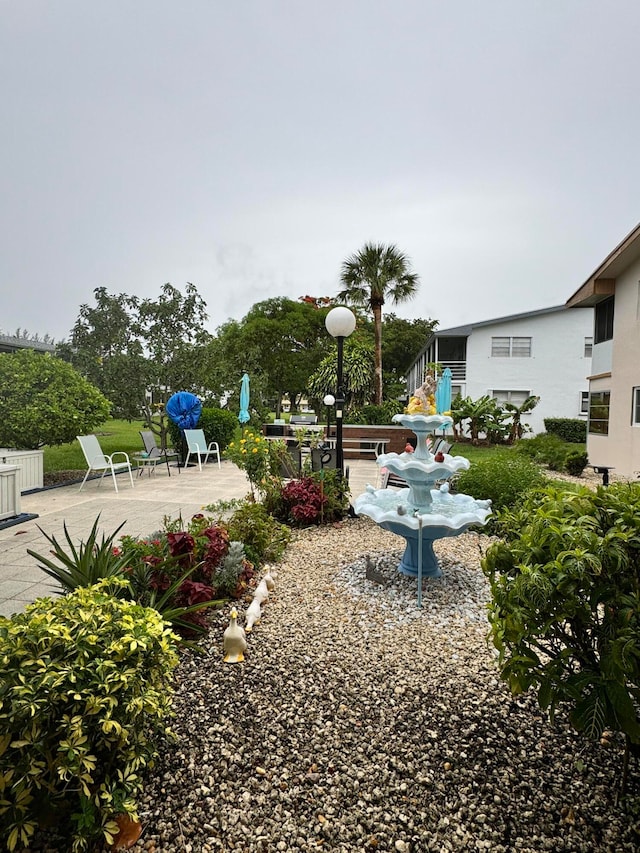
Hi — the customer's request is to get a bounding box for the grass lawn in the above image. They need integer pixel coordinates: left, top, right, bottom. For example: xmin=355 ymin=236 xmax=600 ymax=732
xmin=43 ymin=420 xmax=528 ymax=475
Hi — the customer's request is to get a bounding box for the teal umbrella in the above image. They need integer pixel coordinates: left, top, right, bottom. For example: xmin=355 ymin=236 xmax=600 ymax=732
xmin=238 ymin=373 xmax=250 ymax=424
xmin=435 ymin=368 xmax=452 ymax=414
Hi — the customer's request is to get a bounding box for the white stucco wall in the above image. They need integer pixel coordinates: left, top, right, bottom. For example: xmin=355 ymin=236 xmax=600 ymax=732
xmin=464 ymin=307 xmax=593 ymax=435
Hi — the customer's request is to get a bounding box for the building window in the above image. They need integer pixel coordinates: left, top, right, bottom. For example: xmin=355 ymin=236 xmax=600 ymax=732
xmin=492 ymin=390 xmax=531 ymax=406
xmin=588 ymin=390 xmax=610 ymax=435
xmin=594 ymin=297 xmax=614 ymax=344
xmin=584 ymin=337 xmax=593 ymax=358
xmin=633 ymin=387 xmax=640 ymax=426
xmin=580 ymin=391 xmax=589 ymax=415
xmin=491 ymin=336 xmax=532 ymax=357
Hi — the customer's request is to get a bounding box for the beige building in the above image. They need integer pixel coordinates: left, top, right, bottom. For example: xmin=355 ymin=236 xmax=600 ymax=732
xmin=566 ymin=222 xmax=640 ymax=479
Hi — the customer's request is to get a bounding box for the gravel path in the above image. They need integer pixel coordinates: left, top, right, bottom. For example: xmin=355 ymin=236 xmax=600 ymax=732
xmin=121 ymin=517 xmax=639 ymax=853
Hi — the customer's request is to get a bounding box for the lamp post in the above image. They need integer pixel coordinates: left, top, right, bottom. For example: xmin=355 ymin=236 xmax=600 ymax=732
xmin=325 ymin=306 xmax=356 ymax=477
xmin=323 ymin=394 xmax=335 ymax=444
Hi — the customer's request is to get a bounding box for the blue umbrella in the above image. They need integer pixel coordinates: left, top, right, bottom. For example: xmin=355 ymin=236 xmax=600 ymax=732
xmin=166 ymin=391 xmax=202 ymax=429
xmin=238 ymin=373 xmax=250 ymax=424
xmin=435 ymin=368 xmax=452 ymax=414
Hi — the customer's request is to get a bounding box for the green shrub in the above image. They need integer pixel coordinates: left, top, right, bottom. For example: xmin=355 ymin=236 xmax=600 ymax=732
xmin=0 ymin=350 xmax=111 ymax=450
xmin=168 ymin=406 xmax=237 ymax=457
xmin=543 ymin=417 xmax=587 ymax=443
xmin=347 ymin=400 xmax=403 ymax=425
xmin=198 ymin=407 xmax=237 ymax=451
xmin=516 ymin=433 xmax=573 ymax=471
xmin=0 ymin=579 xmax=179 ymax=852
xmin=214 ymin=500 xmax=291 ymax=566
xmin=517 ymin=433 xmax=589 ymax=474
xmin=455 ymin=454 xmax=547 ymax=515
xmin=564 ymin=450 xmax=589 ymax=476
xmin=482 ymin=483 xmax=640 ymax=786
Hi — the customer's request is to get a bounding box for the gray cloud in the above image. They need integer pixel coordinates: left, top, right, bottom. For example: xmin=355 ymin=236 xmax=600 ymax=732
xmin=1 ymin=0 xmax=639 ymax=341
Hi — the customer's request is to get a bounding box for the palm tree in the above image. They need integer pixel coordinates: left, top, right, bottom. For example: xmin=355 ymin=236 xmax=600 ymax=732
xmin=337 ymin=243 xmax=419 ymax=405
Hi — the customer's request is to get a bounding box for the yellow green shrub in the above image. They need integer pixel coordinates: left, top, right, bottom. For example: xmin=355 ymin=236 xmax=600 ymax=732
xmin=0 ymin=579 xmax=179 ymax=852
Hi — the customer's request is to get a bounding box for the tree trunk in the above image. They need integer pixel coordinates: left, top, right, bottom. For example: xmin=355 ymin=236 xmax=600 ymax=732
xmin=373 ymin=303 xmax=383 ymax=405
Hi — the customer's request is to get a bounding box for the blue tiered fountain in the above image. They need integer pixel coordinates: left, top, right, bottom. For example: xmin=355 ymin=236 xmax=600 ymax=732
xmin=354 ymin=412 xmax=492 ymax=580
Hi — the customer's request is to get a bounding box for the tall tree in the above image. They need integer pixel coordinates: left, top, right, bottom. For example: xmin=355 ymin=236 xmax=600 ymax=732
xmin=57 ymin=287 xmax=149 ymax=420
xmin=337 ymin=243 xmax=420 ymax=404
xmin=137 ymin=282 xmax=212 ymax=396
xmin=232 ymin=298 xmax=330 ymax=417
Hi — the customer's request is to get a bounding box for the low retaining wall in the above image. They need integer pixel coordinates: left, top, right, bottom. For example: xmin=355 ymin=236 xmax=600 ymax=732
xmin=328 ymin=425 xmax=423 ymax=457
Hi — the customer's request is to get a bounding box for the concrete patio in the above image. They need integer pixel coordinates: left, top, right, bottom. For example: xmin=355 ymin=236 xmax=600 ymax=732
xmin=0 ymin=458 xmax=380 ymax=617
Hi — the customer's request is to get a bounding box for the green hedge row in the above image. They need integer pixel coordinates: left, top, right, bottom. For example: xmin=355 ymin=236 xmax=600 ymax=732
xmin=543 ymin=418 xmax=587 ymax=443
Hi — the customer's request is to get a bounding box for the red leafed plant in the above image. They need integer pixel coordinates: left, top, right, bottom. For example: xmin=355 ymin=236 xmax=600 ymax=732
xmin=281 ymin=477 xmax=326 ymax=525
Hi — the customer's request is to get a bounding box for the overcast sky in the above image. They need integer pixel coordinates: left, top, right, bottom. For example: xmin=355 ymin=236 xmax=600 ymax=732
xmin=2 ymin=1 xmax=639 ymax=342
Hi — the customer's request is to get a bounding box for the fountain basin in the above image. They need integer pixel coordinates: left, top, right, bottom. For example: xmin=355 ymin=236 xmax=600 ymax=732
xmin=354 ymin=485 xmax=492 ymax=577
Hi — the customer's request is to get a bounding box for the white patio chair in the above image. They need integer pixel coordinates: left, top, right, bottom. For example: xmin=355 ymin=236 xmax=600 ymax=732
xmin=183 ymin=429 xmax=221 ymax=472
xmin=77 ymin=434 xmax=134 ymax=493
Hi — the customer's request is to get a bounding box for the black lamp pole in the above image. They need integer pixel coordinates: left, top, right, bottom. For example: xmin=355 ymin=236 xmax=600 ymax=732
xmin=335 ymin=337 xmax=346 ymax=476
xmin=325 ymin=307 xmax=356 ymax=480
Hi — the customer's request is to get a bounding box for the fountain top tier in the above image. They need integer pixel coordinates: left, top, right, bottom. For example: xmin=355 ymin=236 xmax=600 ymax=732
xmin=373 ymin=413 xmax=470 ymax=512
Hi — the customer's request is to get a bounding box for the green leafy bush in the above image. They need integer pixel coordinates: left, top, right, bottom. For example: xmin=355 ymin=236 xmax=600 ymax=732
xmin=455 ymin=454 xmax=546 ymax=515
xmin=198 ymin=407 xmax=237 ymax=451
xmin=212 ymin=500 xmax=291 ymax=566
xmin=0 ymin=350 xmax=111 ymax=449
xmin=482 ymin=483 xmax=640 ymax=782
xmin=346 ymin=400 xmax=403 ymax=425
xmin=0 ymin=579 xmax=179 ymax=852
xmin=168 ymin=406 xmax=237 ymax=458
xmin=516 ymin=433 xmax=578 ymax=471
xmin=543 ymin=417 xmax=587 ymax=443
xmin=564 ymin=450 xmax=589 ymax=476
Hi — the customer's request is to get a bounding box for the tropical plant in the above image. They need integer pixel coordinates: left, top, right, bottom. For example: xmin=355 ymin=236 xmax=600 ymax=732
xmin=451 ymin=395 xmax=506 ymax=444
xmin=306 ymin=338 xmax=376 ymax=411
xmin=503 ymin=395 xmax=539 ymax=443
xmin=337 ymin=243 xmax=420 ymax=405
xmin=26 ymin=516 xmax=130 ymax=591
xmin=482 ymin=483 xmax=640 ymax=792
xmin=0 ymin=579 xmax=179 ymax=852
xmin=27 ymin=515 xmax=225 ymax=640
xmin=0 ymin=350 xmax=111 ymax=449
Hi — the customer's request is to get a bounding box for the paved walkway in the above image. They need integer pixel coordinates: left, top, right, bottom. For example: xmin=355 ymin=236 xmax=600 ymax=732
xmin=0 ymin=459 xmax=380 ymax=617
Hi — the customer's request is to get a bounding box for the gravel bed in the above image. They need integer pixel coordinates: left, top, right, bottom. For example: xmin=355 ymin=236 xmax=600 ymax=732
xmin=33 ymin=517 xmax=639 ymax=851
xmin=118 ymin=517 xmax=638 ymax=853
